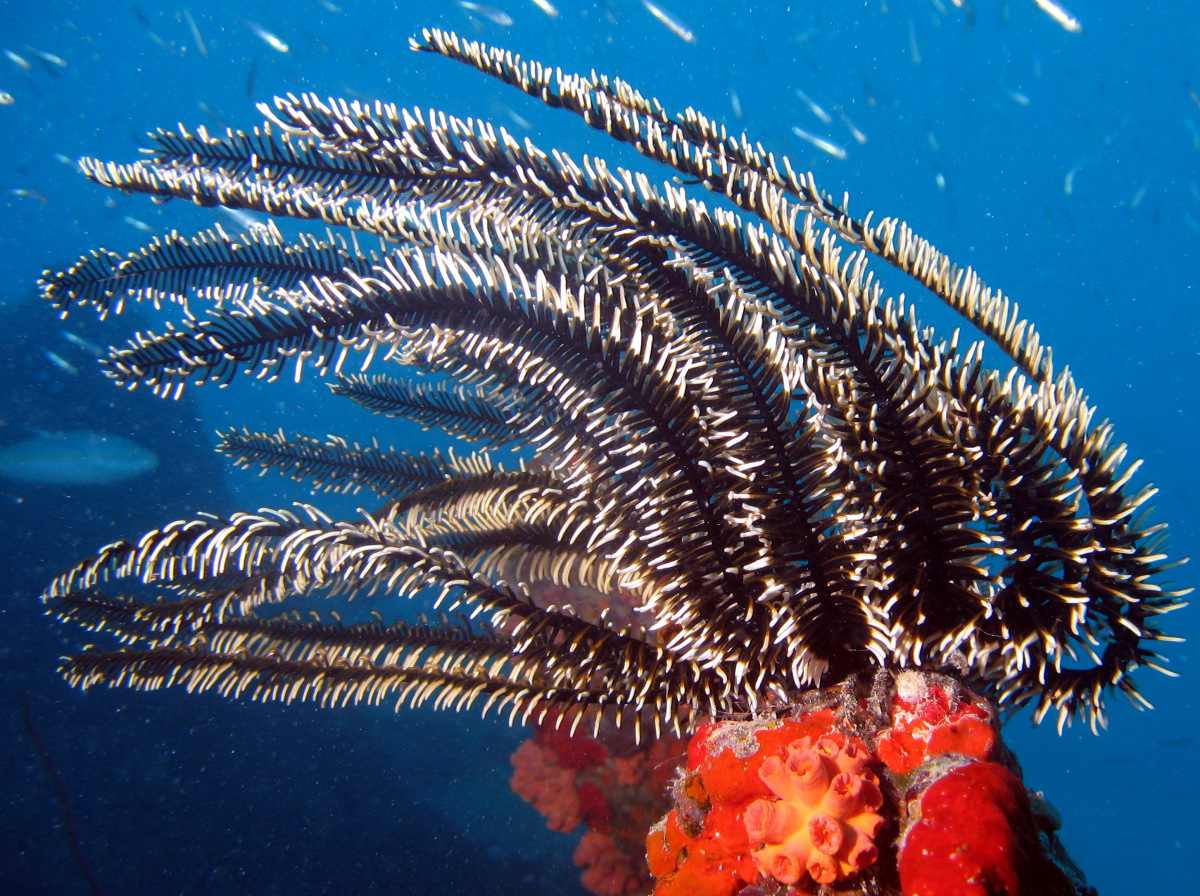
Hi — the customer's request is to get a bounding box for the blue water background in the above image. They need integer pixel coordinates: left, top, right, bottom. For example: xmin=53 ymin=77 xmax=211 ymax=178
xmin=1 ymin=1 xmax=1196 ymax=893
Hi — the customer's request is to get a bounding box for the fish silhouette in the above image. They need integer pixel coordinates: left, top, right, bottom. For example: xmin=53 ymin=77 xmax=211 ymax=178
xmin=0 ymin=430 xmax=157 ymax=486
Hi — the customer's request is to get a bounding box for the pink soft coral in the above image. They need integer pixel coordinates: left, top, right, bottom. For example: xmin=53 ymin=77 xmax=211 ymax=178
xmin=574 ymin=830 xmax=643 ymax=896
xmin=743 ymin=733 xmax=885 ymax=887
xmin=510 ymin=739 xmax=583 ymax=833
xmin=513 ymin=718 xmax=685 ymax=896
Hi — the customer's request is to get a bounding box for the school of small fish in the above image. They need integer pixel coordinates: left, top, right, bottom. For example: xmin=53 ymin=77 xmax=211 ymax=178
xmin=4 ymin=2 xmax=1192 ymax=238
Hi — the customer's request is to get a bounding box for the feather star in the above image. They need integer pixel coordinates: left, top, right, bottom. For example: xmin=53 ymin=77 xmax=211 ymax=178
xmin=39 ymin=29 xmax=1185 ymax=746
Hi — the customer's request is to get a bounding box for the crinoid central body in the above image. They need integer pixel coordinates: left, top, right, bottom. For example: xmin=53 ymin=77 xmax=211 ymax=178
xmin=42 ymin=27 xmax=1180 ymax=786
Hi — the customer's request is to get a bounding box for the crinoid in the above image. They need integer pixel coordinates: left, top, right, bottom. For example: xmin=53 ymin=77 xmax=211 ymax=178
xmin=40 ymin=29 xmax=1183 ymax=746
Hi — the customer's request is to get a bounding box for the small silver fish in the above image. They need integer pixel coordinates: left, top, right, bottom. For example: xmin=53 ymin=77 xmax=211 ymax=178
xmin=791 ymin=126 xmax=848 ymax=160
xmin=1129 ymin=182 xmax=1148 ymax=211
xmin=145 ymin=29 xmax=178 ymax=54
xmin=794 ymin=87 xmax=832 ymax=125
xmin=197 ymin=100 xmax=228 ymax=130
xmin=217 ymin=205 xmax=273 ymax=234
xmin=1002 ymin=86 xmax=1031 ymax=106
xmin=860 ymin=71 xmax=878 ymax=107
xmin=62 ymin=331 xmax=103 ymax=356
xmin=640 ymin=0 xmax=694 ymax=43
xmin=458 ymin=2 xmax=514 ymax=26
xmin=1031 ymin=0 xmax=1082 ymax=33
xmin=184 ymin=9 xmax=207 ymax=57
xmin=1063 ymin=160 xmax=1086 ymax=196
xmin=11 ymin=187 xmax=48 ymax=203
xmin=4 ymin=49 xmax=31 ymax=71
xmin=0 ymin=91 xmax=13 ymax=105
xmin=1183 ymin=116 xmax=1200 ymax=152
xmin=130 ymin=4 xmax=180 ymax=54
xmin=0 ymin=431 xmax=158 ymax=486
xmin=239 ymin=19 xmax=289 ymax=53
xmin=24 ymin=45 xmax=67 ymax=67
xmin=529 ymin=0 xmax=559 ymax=17
xmin=729 ymin=88 xmax=743 ymax=120
xmin=837 ymin=108 xmax=868 ymax=145
xmin=43 ymin=350 xmax=78 ymax=375
xmin=499 ymin=104 xmax=533 ymax=131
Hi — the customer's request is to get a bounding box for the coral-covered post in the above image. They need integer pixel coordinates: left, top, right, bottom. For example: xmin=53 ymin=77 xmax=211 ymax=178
xmin=642 ymin=671 xmax=1090 ymax=896
xmin=510 ymin=670 xmax=1092 ymax=895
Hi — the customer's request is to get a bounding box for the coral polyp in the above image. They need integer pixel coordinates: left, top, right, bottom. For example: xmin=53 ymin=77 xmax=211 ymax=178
xmin=745 ymin=733 xmax=884 ymax=886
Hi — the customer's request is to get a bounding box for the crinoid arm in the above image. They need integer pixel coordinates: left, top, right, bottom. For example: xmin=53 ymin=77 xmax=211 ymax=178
xmin=41 ymin=30 xmax=1184 ymax=742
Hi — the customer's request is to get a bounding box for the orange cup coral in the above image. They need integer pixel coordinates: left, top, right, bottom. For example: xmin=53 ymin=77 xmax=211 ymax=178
xmin=647 ymin=713 xmax=887 ymax=896
xmin=745 ymin=732 xmax=885 ymax=886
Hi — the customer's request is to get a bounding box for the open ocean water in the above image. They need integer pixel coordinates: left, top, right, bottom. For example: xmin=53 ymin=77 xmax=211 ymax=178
xmin=0 ymin=1 xmax=1195 ymax=893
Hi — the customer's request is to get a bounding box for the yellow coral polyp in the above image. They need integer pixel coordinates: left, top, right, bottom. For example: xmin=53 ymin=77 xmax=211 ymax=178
xmin=743 ymin=734 xmax=885 ymax=888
